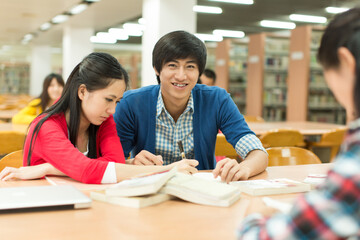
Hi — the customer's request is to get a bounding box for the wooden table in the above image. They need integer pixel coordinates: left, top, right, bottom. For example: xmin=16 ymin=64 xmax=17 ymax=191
xmin=0 ymin=122 xmax=28 ymax=133
xmin=247 ymin=121 xmax=346 ymax=136
xmin=0 ymin=109 xmax=19 ymax=122
xmin=0 ymin=164 xmax=332 ymax=240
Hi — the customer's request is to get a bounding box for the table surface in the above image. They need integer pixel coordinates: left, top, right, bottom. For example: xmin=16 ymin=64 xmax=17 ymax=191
xmin=247 ymin=121 xmax=346 ymax=136
xmin=0 ymin=109 xmax=19 ymax=122
xmin=0 ymin=163 xmax=332 ymax=240
xmin=0 ymin=122 xmax=28 ymax=133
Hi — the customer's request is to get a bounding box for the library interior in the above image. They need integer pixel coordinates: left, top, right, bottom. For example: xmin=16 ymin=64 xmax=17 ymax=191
xmin=0 ymin=0 xmax=359 ymax=239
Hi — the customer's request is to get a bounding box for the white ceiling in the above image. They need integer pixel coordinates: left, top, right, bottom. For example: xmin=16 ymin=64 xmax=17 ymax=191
xmin=0 ymin=0 xmax=359 ymax=63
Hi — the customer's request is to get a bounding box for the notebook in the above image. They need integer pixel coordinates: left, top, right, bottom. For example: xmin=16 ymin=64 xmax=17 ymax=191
xmin=0 ymin=185 xmax=92 ymax=211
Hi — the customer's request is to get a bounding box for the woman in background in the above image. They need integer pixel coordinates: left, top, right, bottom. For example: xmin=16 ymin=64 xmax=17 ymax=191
xmin=0 ymin=52 xmax=197 ymax=184
xmin=12 ymin=73 xmax=64 ymax=124
xmin=237 ymin=8 xmax=360 ymax=239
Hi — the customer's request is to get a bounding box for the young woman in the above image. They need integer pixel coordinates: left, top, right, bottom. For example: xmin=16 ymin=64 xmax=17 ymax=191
xmin=0 ymin=52 xmax=198 ymax=184
xmin=237 ymin=8 xmax=360 ymax=239
xmin=12 ymin=73 xmax=65 ymax=124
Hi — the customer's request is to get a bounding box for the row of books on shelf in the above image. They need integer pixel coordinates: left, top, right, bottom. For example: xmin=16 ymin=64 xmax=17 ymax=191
xmin=263 ymin=108 xmax=286 ymax=122
xmin=46 ymin=169 xmax=328 ymax=209
xmin=308 ymin=111 xmax=346 ymax=124
xmin=263 ymin=90 xmax=286 ymax=105
xmin=265 ymin=56 xmax=288 ymax=69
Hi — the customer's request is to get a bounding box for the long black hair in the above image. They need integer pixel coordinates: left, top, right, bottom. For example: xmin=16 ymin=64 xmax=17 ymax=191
xmin=317 ymin=8 xmax=360 ymax=117
xmin=37 ymin=73 xmax=64 ymax=111
xmin=27 ymin=52 xmax=129 ymax=165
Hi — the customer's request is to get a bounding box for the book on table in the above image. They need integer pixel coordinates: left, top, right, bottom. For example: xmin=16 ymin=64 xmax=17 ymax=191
xmin=104 ymin=167 xmax=177 ymax=197
xmin=230 ymin=178 xmax=311 ymax=196
xmin=161 ymin=172 xmax=241 ymax=207
xmin=90 ymin=191 xmax=171 ymax=208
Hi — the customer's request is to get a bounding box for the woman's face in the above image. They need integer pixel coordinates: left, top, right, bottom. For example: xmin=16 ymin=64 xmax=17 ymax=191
xmin=79 ymin=80 xmax=126 ymax=126
xmin=48 ymin=78 xmax=64 ymax=101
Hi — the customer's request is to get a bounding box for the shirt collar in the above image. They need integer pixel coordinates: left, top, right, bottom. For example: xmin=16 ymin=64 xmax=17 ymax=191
xmin=156 ymin=88 xmax=194 ymax=118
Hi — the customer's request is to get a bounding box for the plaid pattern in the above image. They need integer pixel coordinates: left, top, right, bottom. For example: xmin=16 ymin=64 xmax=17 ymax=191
xmin=155 ymin=89 xmax=266 ymax=165
xmin=237 ymin=119 xmax=360 ymax=240
xmin=236 ymin=134 xmax=266 ymax=159
xmin=155 ymin=90 xmax=195 ymax=164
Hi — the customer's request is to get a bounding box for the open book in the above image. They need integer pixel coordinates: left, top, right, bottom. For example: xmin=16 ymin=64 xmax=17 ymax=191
xmin=230 ymin=178 xmax=311 ymax=196
xmin=105 ymin=167 xmax=177 ymax=197
xmin=161 ymin=172 xmax=241 ymax=207
xmin=90 ymin=191 xmax=171 ymax=208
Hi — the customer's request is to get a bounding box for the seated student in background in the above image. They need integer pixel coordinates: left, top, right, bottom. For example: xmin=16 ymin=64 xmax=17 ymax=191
xmin=114 ymin=30 xmax=268 ymax=183
xmin=238 ymin=8 xmax=360 ymax=239
xmin=0 ymin=52 xmax=198 ymax=184
xmin=199 ymin=68 xmax=216 ymax=86
xmin=12 ymin=73 xmax=64 ymax=124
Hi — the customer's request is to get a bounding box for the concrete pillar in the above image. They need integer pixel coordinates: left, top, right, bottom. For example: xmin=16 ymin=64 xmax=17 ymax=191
xmin=141 ymin=0 xmax=196 ymax=86
xmin=30 ymin=45 xmax=51 ymax=96
xmin=62 ymin=27 xmax=93 ymax=80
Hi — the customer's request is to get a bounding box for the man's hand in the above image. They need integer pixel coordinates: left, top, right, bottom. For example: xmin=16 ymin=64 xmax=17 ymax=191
xmin=213 ymin=158 xmax=251 ymax=183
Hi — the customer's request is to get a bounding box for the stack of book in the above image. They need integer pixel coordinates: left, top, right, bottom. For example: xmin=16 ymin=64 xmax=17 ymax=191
xmin=90 ymin=168 xmax=241 ymax=208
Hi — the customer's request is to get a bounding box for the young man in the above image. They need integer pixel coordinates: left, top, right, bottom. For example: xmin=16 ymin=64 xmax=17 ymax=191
xmin=199 ymin=69 xmax=216 ymax=86
xmin=114 ymin=30 xmax=267 ymax=182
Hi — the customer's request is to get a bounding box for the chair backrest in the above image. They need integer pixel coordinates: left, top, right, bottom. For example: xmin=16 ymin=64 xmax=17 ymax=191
xmin=308 ymin=128 xmax=347 ymax=162
xmin=0 ymin=131 xmax=26 ymax=155
xmin=266 ymin=147 xmax=321 ymax=166
xmin=244 ymin=115 xmax=265 ymax=122
xmin=215 ymin=134 xmax=238 ymax=159
xmin=259 ymin=129 xmax=306 ymax=148
xmin=0 ymin=150 xmax=23 ymax=172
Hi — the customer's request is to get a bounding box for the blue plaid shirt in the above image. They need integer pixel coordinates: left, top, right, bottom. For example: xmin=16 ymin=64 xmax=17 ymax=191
xmin=238 ymin=119 xmax=360 ymax=240
xmin=155 ymin=89 xmax=265 ymax=165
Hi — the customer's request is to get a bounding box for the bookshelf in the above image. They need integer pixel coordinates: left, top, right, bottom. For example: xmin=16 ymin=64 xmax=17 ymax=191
xmin=246 ymin=33 xmax=289 ymax=121
xmin=262 ymin=36 xmax=289 ymax=121
xmin=228 ymin=40 xmax=248 ymax=114
xmin=287 ymin=25 xmax=346 ymax=124
xmin=0 ymin=63 xmax=30 ymax=94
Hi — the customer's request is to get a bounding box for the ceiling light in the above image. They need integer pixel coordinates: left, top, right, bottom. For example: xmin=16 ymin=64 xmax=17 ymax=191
xmin=91 ymin=33 xmax=117 ymax=44
xmin=260 ymin=20 xmax=296 ymax=29
xmin=69 ymin=4 xmax=88 ymax=15
xmin=138 ymin=18 xmax=146 ymax=25
xmin=51 ymin=14 xmax=69 ymax=24
xmin=108 ymin=28 xmax=130 ymax=40
xmin=23 ymin=34 xmax=34 ymax=41
xmin=193 ymin=5 xmax=222 ymax=14
xmin=213 ymin=29 xmax=245 ymax=38
xmin=289 ymin=14 xmax=327 ymax=23
xmin=325 ymin=7 xmax=349 ymax=14
xmin=123 ymin=23 xmax=145 ymax=31
xmin=208 ymin=0 xmax=253 ymax=5
xmin=195 ymin=33 xmax=223 ymax=42
xmin=40 ymin=22 xmax=51 ymax=31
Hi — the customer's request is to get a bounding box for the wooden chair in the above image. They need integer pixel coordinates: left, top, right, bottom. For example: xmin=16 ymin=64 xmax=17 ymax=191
xmin=259 ymin=129 xmax=306 ymax=148
xmin=244 ymin=115 xmax=265 ymax=122
xmin=266 ymin=147 xmax=321 ymax=166
xmin=307 ymin=128 xmax=347 ymax=162
xmin=215 ymin=134 xmax=239 ymax=160
xmin=0 ymin=131 xmax=25 ymax=155
xmin=0 ymin=150 xmax=23 ymax=172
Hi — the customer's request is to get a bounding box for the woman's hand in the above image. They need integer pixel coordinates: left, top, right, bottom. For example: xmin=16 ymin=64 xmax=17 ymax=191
xmin=170 ymin=159 xmax=199 ymax=174
xmin=129 ymin=150 xmax=163 ymax=165
xmin=0 ymin=163 xmax=65 ymax=181
xmin=0 ymin=164 xmax=50 ymax=181
xmin=213 ymin=158 xmax=251 ymax=183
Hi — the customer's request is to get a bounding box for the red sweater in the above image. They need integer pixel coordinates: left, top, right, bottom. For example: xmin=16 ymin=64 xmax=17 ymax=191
xmin=23 ymin=113 xmax=125 ymax=184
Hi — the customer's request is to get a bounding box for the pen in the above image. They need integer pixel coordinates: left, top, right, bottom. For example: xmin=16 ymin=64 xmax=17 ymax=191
xmin=177 ymin=141 xmax=186 ymax=160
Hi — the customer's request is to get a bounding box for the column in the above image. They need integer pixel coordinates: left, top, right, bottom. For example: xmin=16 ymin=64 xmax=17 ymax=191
xmin=30 ymin=45 xmax=51 ymax=96
xmin=62 ymin=27 xmax=93 ymax=81
xmin=141 ymin=0 xmax=196 ymax=86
